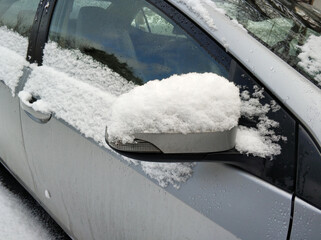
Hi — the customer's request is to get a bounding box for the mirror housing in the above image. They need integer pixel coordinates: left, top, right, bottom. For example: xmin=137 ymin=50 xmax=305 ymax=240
xmin=106 ymin=127 xmax=237 ymax=154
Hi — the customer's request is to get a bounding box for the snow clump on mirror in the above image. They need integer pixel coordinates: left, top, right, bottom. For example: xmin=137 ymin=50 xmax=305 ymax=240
xmin=235 ymin=86 xmax=286 ymax=158
xmin=107 ymin=72 xmax=241 ymax=143
xmin=298 ymin=35 xmax=321 ymax=86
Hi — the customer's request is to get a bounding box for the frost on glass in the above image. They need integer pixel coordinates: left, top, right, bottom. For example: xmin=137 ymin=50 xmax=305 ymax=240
xmin=210 ymin=0 xmax=321 ymax=88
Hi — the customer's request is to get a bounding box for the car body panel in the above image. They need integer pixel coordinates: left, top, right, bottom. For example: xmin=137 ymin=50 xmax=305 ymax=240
xmin=0 ymin=68 xmax=36 ymax=194
xmin=20 ymin=104 xmax=292 ymax=239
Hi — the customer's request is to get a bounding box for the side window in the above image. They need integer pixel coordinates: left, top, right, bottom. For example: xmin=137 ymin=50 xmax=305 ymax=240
xmin=48 ymin=0 xmax=228 ymax=85
xmin=0 ymin=0 xmax=39 ymax=37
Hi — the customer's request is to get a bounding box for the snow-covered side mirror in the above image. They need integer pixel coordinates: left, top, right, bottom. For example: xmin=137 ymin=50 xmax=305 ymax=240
xmin=106 ymin=73 xmax=241 ymax=155
xmin=106 ymin=127 xmax=237 ymax=154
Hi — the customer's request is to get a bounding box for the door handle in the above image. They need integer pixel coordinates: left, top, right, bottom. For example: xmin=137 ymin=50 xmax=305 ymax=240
xmin=20 ymin=97 xmax=51 ymax=124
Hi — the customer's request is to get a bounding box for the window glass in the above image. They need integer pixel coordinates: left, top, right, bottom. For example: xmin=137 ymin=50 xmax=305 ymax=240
xmin=0 ymin=0 xmax=39 ymax=37
xmin=48 ymin=0 xmax=228 ymax=85
xmin=211 ymin=0 xmax=321 ymax=89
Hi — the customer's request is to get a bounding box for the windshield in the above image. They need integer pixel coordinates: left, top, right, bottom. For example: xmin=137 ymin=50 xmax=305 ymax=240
xmin=211 ymin=0 xmax=321 ymax=88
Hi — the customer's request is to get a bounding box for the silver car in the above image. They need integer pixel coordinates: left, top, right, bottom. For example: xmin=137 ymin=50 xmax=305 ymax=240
xmin=0 ymin=0 xmax=321 ymax=239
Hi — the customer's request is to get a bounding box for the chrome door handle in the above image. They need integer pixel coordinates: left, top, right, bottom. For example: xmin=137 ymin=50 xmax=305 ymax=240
xmin=20 ymin=98 xmax=51 ymax=124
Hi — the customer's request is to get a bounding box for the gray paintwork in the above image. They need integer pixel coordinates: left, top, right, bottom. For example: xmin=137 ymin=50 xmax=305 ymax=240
xmin=291 ymin=198 xmax=321 ymax=240
xmin=0 ymin=69 xmax=36 ymax=194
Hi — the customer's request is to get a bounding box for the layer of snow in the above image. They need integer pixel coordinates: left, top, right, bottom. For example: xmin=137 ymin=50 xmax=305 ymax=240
xmin=0 ymin=46 xmax=28 ymax=96
xmin=0 ymin=183 xmax=52 ymax=240
xmin=236 ymin=86 xmax=285 ymax=158
xmin=0 ymin=26 xmax=28 ymax=57
xmin=22 ymin=65 xmax=117 ymax=145
xmin=43 ymin=42 xmax=135 ymax=96
xmin=298 ymin=35 xmax=321 ymax=86
xmin=21 ymin=64 xmax=195 ymax=188
xmin=107 ymin=73 xmax=241 ymax=143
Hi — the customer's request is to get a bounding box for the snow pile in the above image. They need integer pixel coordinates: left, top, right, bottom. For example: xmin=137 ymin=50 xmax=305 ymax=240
xmin=107 ymin=73 xmax=241 ymax=143
xmin=0 ymin=46 xmax=28 ymax=96
xmin=43 ymin=42 xmax=135 ymax=96
xmin=298 ymin=35 xmax=321 ymax=86
xmin=0 ymin=26 xmax=28 ymax=57
xmin=0 ymin=183 xmax=53 ymax=240
xmin=235 ymin=86 xmax=286 ymax=158
xmin=21 ymin=65 xmax=117 ymax=145
xmin=172 ymin=0 xmax=225 ymax=30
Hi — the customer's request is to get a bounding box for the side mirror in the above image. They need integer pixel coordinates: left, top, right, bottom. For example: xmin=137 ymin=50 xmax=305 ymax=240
xmin=105 ymin=72 xmax=242 ymax=160
xmin=105 ymin=127 xmax=237 ymax=154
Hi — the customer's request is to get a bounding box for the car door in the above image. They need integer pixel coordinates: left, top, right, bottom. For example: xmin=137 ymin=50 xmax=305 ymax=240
xmin=0 ymin=0 xmax=41 ymax=194
xmin=19 ymin=0 xmax=295 ymax=239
